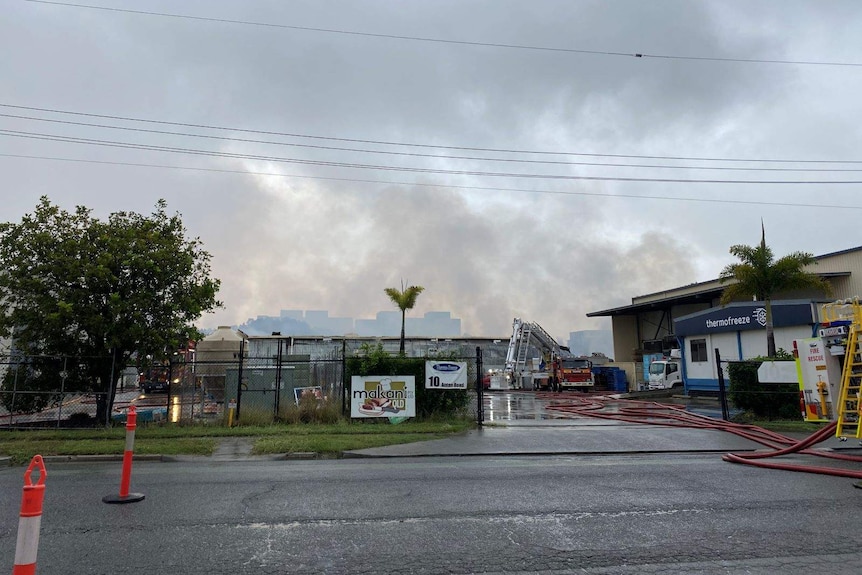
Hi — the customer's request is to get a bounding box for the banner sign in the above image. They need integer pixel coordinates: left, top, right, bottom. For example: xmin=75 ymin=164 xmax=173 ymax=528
xmin=425 ymin=361 xmax=468 ymax=389
xmin=351 ymin=376 xmax=415 ymax=418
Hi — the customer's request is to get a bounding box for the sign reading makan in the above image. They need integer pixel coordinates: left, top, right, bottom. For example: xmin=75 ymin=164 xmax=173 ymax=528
xmin=351 ymin=376 xmax=415 ymax=418
xmin=425 ymin=361 xmax=468 ymax=389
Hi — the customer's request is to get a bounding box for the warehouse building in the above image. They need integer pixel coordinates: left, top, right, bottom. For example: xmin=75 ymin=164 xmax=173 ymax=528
xmin=587 ymin=246 xmax=862 ymax=391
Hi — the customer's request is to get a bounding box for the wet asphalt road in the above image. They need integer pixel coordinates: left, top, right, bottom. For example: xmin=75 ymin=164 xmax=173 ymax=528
xmin=2 ymin=454 xmax=861 ymax=575
xmin=2 ymin=390 xmax=861 ymax=574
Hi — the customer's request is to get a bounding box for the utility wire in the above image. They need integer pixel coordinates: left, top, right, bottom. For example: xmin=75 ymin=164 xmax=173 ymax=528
xmin=3 ymin=152 xmax=861 ymax=210
xmin=1 ymin=103 xmax=858 ymax=165
xmin=4 ymin=112 xmax=861 ymax=173
xmin=2 ymin=130 xmax=861 ymax=185
xmin=23 ymin=0 xmax=862 ymax=68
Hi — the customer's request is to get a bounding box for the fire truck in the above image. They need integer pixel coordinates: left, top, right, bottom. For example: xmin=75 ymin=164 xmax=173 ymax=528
xmin=499 ymin=318 xmax=595 ymax=391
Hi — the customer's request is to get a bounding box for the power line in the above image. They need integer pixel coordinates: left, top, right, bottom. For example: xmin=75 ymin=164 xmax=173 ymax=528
xmin=4 ymin=111 xmax=861 ymax=173
xmin=2 ymin=130 xmax=862 ymax=185
xmin=3 ymin=152 xmax=861 ymax=210
xmin=1 ymin=103 xmax=859 ymax=165
xmin=23 ymin=0 xmax=862 ymax=68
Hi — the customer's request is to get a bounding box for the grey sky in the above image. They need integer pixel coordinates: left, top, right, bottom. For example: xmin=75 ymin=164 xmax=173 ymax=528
xmin=2 ymin=0 xmax=861 ymax=340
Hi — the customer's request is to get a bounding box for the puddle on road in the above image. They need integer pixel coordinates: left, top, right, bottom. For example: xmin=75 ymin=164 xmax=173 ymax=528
xmin=481 ymin=391 xmax=738 ymax=423
xmin=482 ymin=392 xmax=585 ymax=422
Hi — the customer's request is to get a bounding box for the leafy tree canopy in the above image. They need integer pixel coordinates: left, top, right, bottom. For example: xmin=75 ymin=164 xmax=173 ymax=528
xmin=0 ymin=197 xmax=221 ymax=420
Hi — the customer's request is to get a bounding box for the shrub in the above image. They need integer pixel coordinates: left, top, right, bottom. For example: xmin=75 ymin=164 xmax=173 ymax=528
xmin=727 ymin=349 xmax=798 ymax=420
xmin=281 ymin=392 xmax=342 ymax=424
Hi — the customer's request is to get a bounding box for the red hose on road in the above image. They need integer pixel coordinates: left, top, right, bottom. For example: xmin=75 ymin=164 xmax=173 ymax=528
xmin=540 ymin=393 xmax=862 ymax=480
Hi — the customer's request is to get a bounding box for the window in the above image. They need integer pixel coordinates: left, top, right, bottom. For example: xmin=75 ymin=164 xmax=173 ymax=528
xmin=690 ymin=339 xmax=708 ymax=362
xmin=649 ymin=362 xmax=666 ymax=375
xmin=668 ymin=363 xmax=679 ymax=375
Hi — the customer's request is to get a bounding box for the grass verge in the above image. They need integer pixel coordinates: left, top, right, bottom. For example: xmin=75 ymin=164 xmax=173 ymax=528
xmin=253 ymin=433 xmax=453 ymax=455
xmin=0 ymin=419 xmax=473 ymax=465
xmin=742 ymin=419 xmax=827 ymax=433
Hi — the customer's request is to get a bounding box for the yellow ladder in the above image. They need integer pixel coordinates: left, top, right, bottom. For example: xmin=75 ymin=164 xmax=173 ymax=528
xmin=836 ymin=310 xmax=862 ymax=438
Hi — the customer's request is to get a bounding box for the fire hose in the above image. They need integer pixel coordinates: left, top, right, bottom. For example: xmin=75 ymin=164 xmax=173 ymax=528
xmin=538 ymin=393 xmax=862 ymax=481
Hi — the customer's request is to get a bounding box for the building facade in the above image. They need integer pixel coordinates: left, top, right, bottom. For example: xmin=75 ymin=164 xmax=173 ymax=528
xmin=587 ymin=245 xmax=862 ymax=390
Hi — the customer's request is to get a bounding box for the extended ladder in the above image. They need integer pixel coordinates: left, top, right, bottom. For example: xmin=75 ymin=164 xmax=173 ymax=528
xmin=515 ymin=322 xmax=532 ymax=369
xmin=835 ymin=300 xmax=862 ymax=438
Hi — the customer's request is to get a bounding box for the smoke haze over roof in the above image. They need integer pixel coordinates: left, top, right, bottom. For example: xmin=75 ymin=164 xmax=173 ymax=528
xmin=2 ymin=1 xmax=861 ymax=342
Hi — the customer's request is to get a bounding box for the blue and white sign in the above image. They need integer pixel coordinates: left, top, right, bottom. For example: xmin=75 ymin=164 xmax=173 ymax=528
xmin=425 ymin=361 xmax=468 ymax=389
xmin=674 ymin=301 xmax=816 ymax=337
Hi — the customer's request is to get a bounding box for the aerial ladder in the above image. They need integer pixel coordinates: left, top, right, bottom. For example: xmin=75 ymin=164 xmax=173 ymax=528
xmin=832 ymin=299 xmax=862 ymax=438
xmin=504 ymin=318 xmax=569 ymax=390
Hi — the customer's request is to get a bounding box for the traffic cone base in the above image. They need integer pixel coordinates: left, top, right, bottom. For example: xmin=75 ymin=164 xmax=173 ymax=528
xmin=102 ymin=493 xmax=146 ymax=504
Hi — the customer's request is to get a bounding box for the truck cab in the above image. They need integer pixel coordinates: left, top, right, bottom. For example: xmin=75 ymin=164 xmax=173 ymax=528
xmin=648 ymin=359 xmax=682 ymax=390
xmin=558 ymin=358 xmax=595 ymax=390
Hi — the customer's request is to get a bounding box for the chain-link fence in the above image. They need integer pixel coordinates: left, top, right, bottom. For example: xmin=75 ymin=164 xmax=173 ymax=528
xmin=0 ymin=354 xmax=140 ymax=428
xmin=0 ymin=340 xmax=491 ymax=428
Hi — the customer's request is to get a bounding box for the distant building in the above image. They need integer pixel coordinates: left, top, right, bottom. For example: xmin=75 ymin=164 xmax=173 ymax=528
xmin=239 ymin=309 xmax=462 ymax=338
xmin=195 ymin=326 xmax=247 ymax=401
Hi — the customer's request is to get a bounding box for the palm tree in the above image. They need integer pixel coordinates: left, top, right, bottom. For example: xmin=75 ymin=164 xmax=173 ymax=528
xmin=384 ymin=281 xmax=425 ymax=355
xmin=719 ymin=223 xmax=831 ymax=357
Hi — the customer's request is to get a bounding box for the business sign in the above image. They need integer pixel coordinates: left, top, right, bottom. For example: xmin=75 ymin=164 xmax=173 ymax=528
xmin=675 ymin=301 xmax=815 ymax=337
xmin=351 ymin=376 xmax=415 ymax=418
xmin=703 ymin=308 xmax=766 ymax=331
xmin=818 ymin=325 xmax=849 ymax=338
xmin=425 ymin=361 xmax=468 ymax=389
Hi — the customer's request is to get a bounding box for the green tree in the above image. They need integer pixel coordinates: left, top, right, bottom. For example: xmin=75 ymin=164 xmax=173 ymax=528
xmin=0 ymin=197 xmax=221 ymax=423
xmin=384 ymin=281 xmax=425 ymax=355
xmin=719 ymin=224 xmax=831 ymax=357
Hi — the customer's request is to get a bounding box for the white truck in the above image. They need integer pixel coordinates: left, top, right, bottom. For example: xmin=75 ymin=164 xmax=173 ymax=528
xmin=647 ymin=350 xmax=683 ymax=390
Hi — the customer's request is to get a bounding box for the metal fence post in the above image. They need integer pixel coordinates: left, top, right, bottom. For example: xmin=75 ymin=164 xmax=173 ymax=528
xmin=235 ymin=339 xmax=245 ymax=419
xmin=715 ymin=348 xmax=730 ymax=420
xmin=57 ymin=356 xmax=67 ymax=429
xmin=341 ymin=338 xmax=348 ymax=416
xmin=274 ymin=338 xmax=283 ymax=419
xmin=476 ymin=346 xmax=484 ymax=427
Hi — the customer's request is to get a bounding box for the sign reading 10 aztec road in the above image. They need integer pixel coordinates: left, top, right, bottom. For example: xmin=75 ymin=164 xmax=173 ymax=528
xmin=425 ymin=361 xmax=468 ymax=389
xmin=351 ymin=376 xmax=416 ymax=418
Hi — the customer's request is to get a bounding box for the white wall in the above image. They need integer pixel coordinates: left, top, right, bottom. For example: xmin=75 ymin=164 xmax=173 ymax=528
xmin=684 ymin=325 xmax=815 ymax=390
xmin=739 ymin=326 xmax=812 ymax=360
xmin=684 ymin=332 xmax=740 ymax=381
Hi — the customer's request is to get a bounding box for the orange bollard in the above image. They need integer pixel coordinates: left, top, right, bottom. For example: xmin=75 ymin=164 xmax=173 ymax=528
xmin=13 ymin=455 xmax=47 ymax=575
xmin=102 ymin=405 xmax=145 ymax=504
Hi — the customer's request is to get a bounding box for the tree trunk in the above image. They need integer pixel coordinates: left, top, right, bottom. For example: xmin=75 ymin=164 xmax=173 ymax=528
xmin=765 ymin=300 xmax=776 ymax=358
xmin=95 ymin=349 xmax=121 ymax=425
xmin=399 ymin=310 xmax=406 ymax=355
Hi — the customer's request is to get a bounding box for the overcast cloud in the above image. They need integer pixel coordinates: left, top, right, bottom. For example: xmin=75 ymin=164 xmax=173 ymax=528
xmin=2 ymin=0 xmax=861 ymax=340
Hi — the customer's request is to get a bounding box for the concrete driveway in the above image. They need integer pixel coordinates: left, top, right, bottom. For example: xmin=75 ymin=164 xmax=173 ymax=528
xmin=346 ymin=390 xmax=856 ymax=458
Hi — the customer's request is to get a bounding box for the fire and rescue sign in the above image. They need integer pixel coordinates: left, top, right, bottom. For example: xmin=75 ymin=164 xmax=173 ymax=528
xmin=351 ymin=376 xmax=415 ymax=418
xmin=425 ymin=361 xmax=468 ymax=389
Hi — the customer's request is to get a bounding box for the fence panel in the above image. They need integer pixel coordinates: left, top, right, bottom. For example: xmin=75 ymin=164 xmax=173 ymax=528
xmin=0 ymin=343 xmax=487 ymax=428
xmin=0 ymin=354 xmax=139 ymax=428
